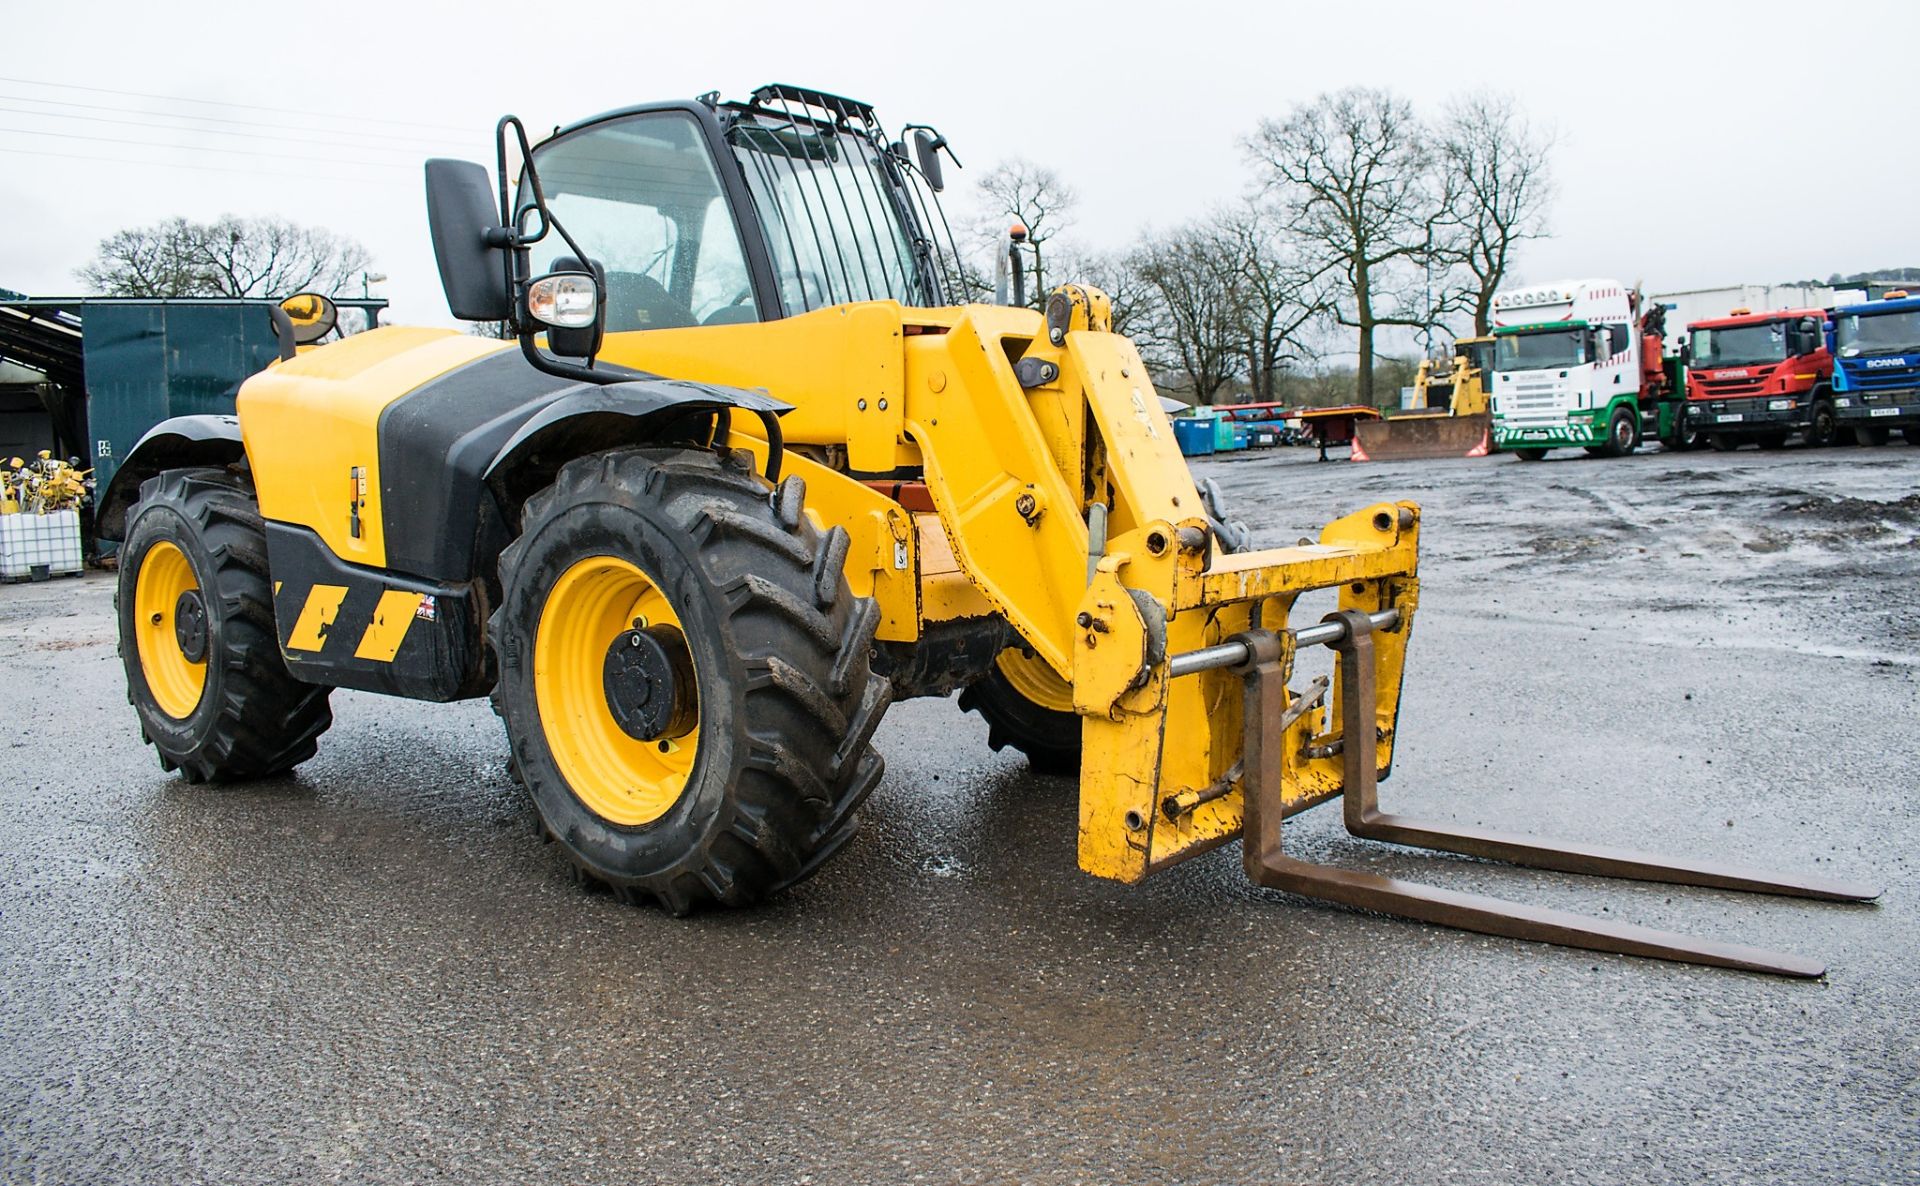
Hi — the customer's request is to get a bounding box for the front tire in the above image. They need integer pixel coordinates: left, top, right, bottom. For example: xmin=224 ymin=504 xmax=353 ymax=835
xmin=1805 ymin=401 xmax=1838 ymax=448
xmin=1596 ymin=406 xmax=1640 ymax=458
xmin=117 ymin=469 xmax=333 ymax=781
xmin=489 ymin=447 xmax=891 ymax=912
xmin=1512 ymin=447 xmax=1549 ymax=462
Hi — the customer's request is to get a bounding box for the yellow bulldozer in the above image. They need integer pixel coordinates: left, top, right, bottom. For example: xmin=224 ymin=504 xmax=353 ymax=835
xmin=1351 ymin=335 xmax=1495 ymax=462
xmin=96 ymin=85 xmax=1874 ymax=974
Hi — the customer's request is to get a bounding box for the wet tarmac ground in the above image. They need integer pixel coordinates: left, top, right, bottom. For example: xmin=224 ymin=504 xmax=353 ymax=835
xmin=2 ymin=439 xmax=1917 ymax=1184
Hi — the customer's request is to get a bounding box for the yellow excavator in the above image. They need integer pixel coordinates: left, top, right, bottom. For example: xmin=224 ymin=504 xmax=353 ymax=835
xmin=1351 ymin=335 xmax=1495 ymax=461
xmin=95 ymin=85 xmax=1874 ymax=974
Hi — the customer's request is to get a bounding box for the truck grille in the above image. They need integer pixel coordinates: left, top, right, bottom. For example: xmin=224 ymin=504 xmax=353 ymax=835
xmin=1696 ymin=372 xmax=1767 ymax=397
xmin=1844 ymin=361 xmax=1920 ymax=390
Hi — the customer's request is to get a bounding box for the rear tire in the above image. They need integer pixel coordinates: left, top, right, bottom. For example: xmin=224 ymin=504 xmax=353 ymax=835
xmin=1512 ymin=447 xmax=1549 ymax=462
xmin=489 ymin=446 xmax=891 ymax=912
xmin=1709 ymin=434 xmax=1741 ymax=452
xmin=1757 ymin=431 xmax=1789 ymax=450
xmin=1855 ymin=425 xmax=1891 ymax=446
xmin=1905 ymin=426 xmax=1920 ymax=445
xmin=959 ymin=651 xmax=1080 ymax=775
xmin=117 ymin=469 xmax=333 ymax=781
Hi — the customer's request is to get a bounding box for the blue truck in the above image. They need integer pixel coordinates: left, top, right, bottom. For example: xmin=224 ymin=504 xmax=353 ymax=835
xmin=1829 ymin=291 xmax=1920 ymax=445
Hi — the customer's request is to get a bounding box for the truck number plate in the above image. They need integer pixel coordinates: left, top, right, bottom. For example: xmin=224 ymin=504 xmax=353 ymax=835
xmin=1716 ymin=414 xmax=1744 ymax=423
xmin=1870 ymin=407 xmax=1898 ymax=417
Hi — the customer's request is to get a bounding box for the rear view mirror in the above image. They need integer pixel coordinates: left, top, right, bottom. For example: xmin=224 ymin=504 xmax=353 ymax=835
xmin=912 ymin=129 xmax=945 ymax=192
xmin=425 ymin=158 xmax=512 ymax=322
xmin=279 ymin=292 xmax=337 ymax=345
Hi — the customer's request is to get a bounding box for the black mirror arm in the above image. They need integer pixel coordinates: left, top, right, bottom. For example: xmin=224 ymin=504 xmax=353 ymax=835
xmin=268 ymin=307 xmax=296 ymax=362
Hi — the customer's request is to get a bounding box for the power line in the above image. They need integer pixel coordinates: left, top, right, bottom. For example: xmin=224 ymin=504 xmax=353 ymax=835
xmin=0 ymin=125 xmax=413 ymax=170
xmin=0 ymin=105 xmax=456 ymax=155
xmin=0 ymin=74 xmax=474 ymax=134
xmin=0 ymin=91 xmax=471 ymax=148
xmin=0 ymin=145 xmax=399 ymax=185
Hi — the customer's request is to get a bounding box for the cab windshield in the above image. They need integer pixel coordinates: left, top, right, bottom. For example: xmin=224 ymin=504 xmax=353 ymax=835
xmin=725 ymin=95 xmax=955 ymax=315
xmin=1495 ymin=329 xmax=1588 ymax=371
xmin=1461 ymin=339 xmax=1495 ymax=374
xmin=1835 ymin=308 xmax=1920 ymax=357
xmin=526 ymin=112 xmax=755 ymax=332
xmin=1690 ymin=322 xmax=1789 ymax=369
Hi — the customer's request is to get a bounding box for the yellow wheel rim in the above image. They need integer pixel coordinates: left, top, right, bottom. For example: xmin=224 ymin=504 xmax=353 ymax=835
xmin=133 ymin=540 xmax=207 ymax=720
xmin=534 ymin=555 xmax=700 ymax=827
xmin=995 ymin=647 xmax=1074 ymax=713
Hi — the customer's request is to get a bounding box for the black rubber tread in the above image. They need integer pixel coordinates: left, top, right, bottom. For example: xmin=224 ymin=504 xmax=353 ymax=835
xmin=1709 ymin=434 xmax=1741 ymax=452
xmin=1757 ymin=432 xmax=1790 ymax=450
xmin=958 ymin=664 xmax=1080 ymax=775
xmin=1596 ymin=406 xmax=1639 ymax=458
xmin=489 ymin=447 xmax=890 ymax=913
xmin=1906 ymin=427 xmax=1920 ymax=446
xmin=1806 ymin=401 xmax=1838 ymax=448
xmin=1512 ymin=448 xmax=1549 ymax=461
xmin=1855 ymin=425 xmax=1892 ymax=446
xmin=117 ymin=469 xmax=333 ymax=782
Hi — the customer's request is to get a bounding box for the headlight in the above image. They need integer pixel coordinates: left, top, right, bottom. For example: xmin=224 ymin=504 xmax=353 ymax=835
xmin=1768 ymin=399 xmax=1793 ymax=410
xmin=1835 ymin=397 xmax=1853 ymax=407
xmin=526 ymin=272 xmax=599 ymax=329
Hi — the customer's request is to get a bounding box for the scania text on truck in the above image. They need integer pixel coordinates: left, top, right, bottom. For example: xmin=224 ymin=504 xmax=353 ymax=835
xmin=1681 ymin=307 xmax=1835 ymax=450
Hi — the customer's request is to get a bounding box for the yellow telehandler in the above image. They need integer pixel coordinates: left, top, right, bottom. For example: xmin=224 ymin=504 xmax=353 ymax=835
xmin=97 ymin=85 xmax=1874 ymax=974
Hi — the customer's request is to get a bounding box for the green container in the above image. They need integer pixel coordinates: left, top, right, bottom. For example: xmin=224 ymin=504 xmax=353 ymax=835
xmin=1212 ymin=417 xmax=1238 ymax=450
xmin=81 ymin=301 xmax=288 ymax=496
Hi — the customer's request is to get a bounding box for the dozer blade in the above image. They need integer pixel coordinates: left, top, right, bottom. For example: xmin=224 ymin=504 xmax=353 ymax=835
xmin=1210 ymin=610 xmax=1879 ymax=979
xmin=1350 ymin=413 xmax=1491 ymax=462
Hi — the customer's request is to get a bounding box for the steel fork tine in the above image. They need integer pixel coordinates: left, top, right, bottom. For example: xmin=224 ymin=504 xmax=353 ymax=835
xmin=1229 ymin=612 xmax=1873 ymax=979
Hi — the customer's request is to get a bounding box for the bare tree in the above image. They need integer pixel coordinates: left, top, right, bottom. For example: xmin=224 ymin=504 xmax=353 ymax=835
xmin=79 ymin=215 xmax=373 ymax=299
xmin=1063 ymin=247 xmax=1157 ymax=340
xmin=1214 ymin=206 xmax=1330 ymax=402
xmin=968 ymin=158 xmax=1076 ymax=308
xmin=1130 ymin=223 xmax=1245 ymax=405
xmin=76 ymin=217 xmax=207 ymax=297
xmin=1247 ymin=88 xmax=1458 ymax=407
xmin=1441 ymin=92 xmax=1554 ymax=335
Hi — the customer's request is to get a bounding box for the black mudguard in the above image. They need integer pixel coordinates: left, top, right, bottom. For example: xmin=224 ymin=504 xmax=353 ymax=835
xmin=95 ymin=415 xmax=246 ymax=542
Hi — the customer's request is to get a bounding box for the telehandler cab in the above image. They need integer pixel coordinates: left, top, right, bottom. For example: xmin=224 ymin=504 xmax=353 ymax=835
xmin=99 ymin=85 xmax=1876 ymax=975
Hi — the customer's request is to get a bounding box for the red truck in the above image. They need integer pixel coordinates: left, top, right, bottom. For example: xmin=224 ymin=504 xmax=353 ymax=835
xmin=1680 ymin=306 xmax=1836 ymax=449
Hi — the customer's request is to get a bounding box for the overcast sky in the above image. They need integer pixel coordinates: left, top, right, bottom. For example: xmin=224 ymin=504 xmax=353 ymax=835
xmin=7 ymin=0 xmax=1918 ymax=328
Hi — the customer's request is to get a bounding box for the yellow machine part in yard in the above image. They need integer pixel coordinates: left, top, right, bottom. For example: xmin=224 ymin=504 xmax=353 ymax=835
xmin=1352 ymin=337 xmax=1497 ymax=462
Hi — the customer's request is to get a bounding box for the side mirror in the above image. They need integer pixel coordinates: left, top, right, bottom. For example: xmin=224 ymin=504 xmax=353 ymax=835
xmin=279 ymin=292 xmax=337 ymax=345
xmin=528 ymin=260 xmax=603 ymax=360
xmin=425 ymin=158 xmax=512 ymax=322
xmin=911 ymin=129 xmax=945 ymax=192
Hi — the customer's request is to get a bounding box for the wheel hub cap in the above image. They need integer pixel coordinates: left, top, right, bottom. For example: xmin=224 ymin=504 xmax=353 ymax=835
xmin=602 ymin=625 xmax=697 ymax=741
xmin=174 ymin=589 xmax=209 ymax=663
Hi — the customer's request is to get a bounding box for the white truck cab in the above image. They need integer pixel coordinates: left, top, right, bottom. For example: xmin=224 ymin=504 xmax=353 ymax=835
xmin=1489 ymin=279 xmax=1648 ymax=459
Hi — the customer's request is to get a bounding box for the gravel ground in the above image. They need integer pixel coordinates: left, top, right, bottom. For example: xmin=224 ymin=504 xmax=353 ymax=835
xmin=2 ymin=438 xmax=1916 ymax=1185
